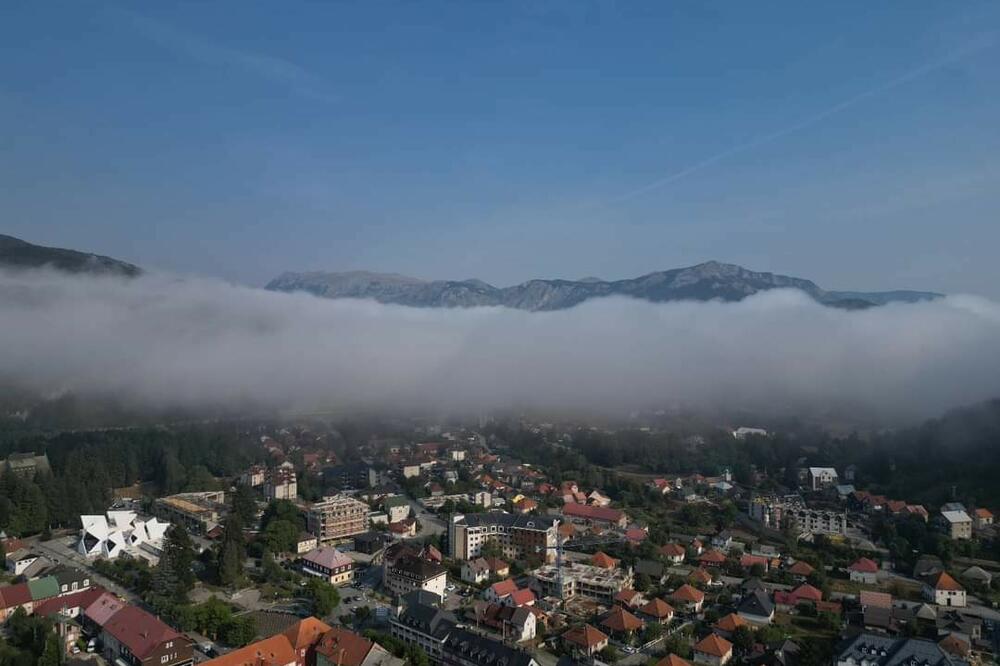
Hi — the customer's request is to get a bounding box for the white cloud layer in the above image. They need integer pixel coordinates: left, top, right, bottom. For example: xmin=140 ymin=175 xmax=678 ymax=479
xmin=2 ymin=269 xmax=1000 ymax=423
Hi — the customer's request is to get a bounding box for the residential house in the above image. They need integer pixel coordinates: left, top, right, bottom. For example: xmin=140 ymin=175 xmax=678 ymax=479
xmin=561 ymin=625 xmax=608 ymax=658
xmin=100 ymin=605 xmax=194 ymax=666
xmin=265 ymin=467 xmax=297 ymax=501
xmin=561 ymin=503 xmax=627 ymax=530
xmin=833 ymin=634 xmax=966 ymax=666
xmin=656 ymin=656 xmax=693 ymax=666
xmin=660 ymin=543 xmax=687 ymax=565
xmin=807 ymin=467 xmax=838 ymax=491
xmin=5 ymin=549 xmax=41 ymax=576
xmin=296 ymin=533 xmax=319 ymax=555
xmin=638 ymin=598 xmax=674 ymax=624
xmin=203 ymin=617 xmax=333 ymax=666
xmin=774 ymin=584 xmax=823 ymax=612
xmin=712 ymin=613 xmax=748 ymax=640
xmin=668 ymin=585 xmax=705 ymax=614
xmin=460 ymin=558 xmax=491 ymax=585
xmin=485 ymin=579 xmax=519 ymax=604
xmin=923 ymin=572 xmax=966 ymax=608
xmin=383 ymin=497 xmax=411 ymax=524
xmin=848 ymin=558 xmax=879 ymax=585
xmin=614 ymin=589 xmax=643 ymax=609
xmin=973 ymin=508 xmax=994 ymax=530
xmin=600 ymin=606 xmax=644 ymax=639
xmin=315 ymin=627 xmax=400 ymax=666
xmin=737 ymin=590 xmax=775 ymax=625
xmin=469 ymin=602 xmax=536 ymax=642
xmin=384 ymin=555 xmax=447 ymax=599
xmin=785 ymin=560 xmax=814 ymax=581
xmin=302 ymin=548 xmax=354 ymax=586
xmin=693 ymin=634 xmax=733 ymax=666
xmin=938 ymin=511 xmax=973 ymax=540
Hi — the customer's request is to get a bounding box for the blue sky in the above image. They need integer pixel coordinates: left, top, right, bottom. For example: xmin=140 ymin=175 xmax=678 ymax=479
xmin=2 ymin=2 xmax=999 ymax=295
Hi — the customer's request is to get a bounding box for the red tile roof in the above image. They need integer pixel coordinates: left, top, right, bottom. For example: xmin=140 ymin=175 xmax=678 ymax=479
xmin=699 ymin=550 xmax=727 ymax=565
xmin=32 ymin=587 xmax=106 ymax=618
xmin=975 ymin=508 xmax=993 ymax=519
xmin=315 ymin=628 xmax=375 ymax=666
xmin=284 ymin=617 xmax=333 ymax=650
xmin=660 ymin=543 xmax=686 ymax=558
xmin=928 ymin=571 xmax=964 ymax=591
xmin=694 ymin=634 xmax=733 ymax=658
xmin=84 ymin=592 xmax=126 ymax=627
xmin=689 ymin=568 xmax=713 ymax=585
xmin=0 ymin=583 xmax=32 ymax=609
xmin=849 ymin=557 xmax=879 ymax=574
xmin=204 ymin=633 xmax=295 ymax=666
xmin=490 ymin=579 xmax=519 ymax=597
xmin=591 ymin=552 xmax=619 ymax=569
xmin=102 ymin=605 xmax=186 ymax=660
xmin=601 ymin=606 xmax=644 ymax=633
xmin=562 ymin=503 xmax=624 ymax=523
xmin=669 ymin=584 xmax=705 ymax=603
xmin=787 ymin=560 xmax=815 ymax=576
xmin=509 ymin=589 xmax=536 ymax=606
xmin=639 ymin=598 xmax=674 ymax=619
xmin=562 ymin=624 xmax=608 ymax=649
xmin=655 ymin=655 xmax=692 ymax=666
xmin=714 ymin=613 xmax=748 ymax=633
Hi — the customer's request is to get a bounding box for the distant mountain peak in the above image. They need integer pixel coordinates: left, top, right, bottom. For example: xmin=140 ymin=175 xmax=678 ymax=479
xmin=0 ymin=234 xmax=141 ymax=277
xmin=266 ymin=263 xmax=941 ymax=311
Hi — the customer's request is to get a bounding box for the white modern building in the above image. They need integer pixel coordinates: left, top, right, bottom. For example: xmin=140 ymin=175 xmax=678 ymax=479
xmin=77 ymin=511 xmax=170 ymax=563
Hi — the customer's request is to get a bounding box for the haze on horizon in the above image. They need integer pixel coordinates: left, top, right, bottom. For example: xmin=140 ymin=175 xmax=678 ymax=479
xmin=2 ymin=267 xmax=1000 ymax=426
xmin=2 ymin=3 xmax=1000 ymax=296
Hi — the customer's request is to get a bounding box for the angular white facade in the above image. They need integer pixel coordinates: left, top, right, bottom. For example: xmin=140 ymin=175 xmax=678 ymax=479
xmin=78 ymin=511 xmax=170 ymax=562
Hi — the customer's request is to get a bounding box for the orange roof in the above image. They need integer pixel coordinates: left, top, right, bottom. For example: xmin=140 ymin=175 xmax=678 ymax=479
xmin=849 ymin=557 xmax=879 ymax=574
xmin=490 ymin=579 xmax=519 ymax=597
xmin=787 ymin=560 xmax=815 ymax=576
xmin=204 ymin=633 xmax=295 ymax=666
xmin=591 ymin=551 xmax=619 ymax=569
xmin=975 ymin=508 xmax=993 ymax=519
xmin=601 ymin=606 xmax=644 ymax=632
xmin=563 ymin=624 xmax=608 ymax=648
xmin=639 ymin=598 xmax=675 ymax=619
xmin=714 ymin=613 xmax=748 ymax=633
xmin=655 ymin=655 xmax=693 ymax=666
xmin=315 ymin=628 xmax=375 ymax=666
xmin=694 ymin=633 xmax=733 ymax=658
xmin=689 ymin=568 xmax=713 ymax=584
xmin=699 ymin=550 xmax=726 ymax=565
xmin=669 ymin=584 xmax=705 ymax=603
xmin=929 ymin=571 xmax=964 ymax=591
xmin=938 ymin=634 xmax=970 ymax=657
xmin=660 ymin=543 xmax=686 ymax=558
xmin=284 ymin=617 xmax=333 ymax=650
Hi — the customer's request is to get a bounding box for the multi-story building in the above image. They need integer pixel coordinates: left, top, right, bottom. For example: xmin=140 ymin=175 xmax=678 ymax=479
xmin=301 ymin=547 xmax=355 ymax=586
xmin=938 ymin=510 xmax=973 ymax=540
xmin=448 ymin=513 xmax=558 ymax=563
xmin=1 ymin=453 xmax=51 ymax=478
xmin=748 ymin=494 xmax=846 ymax=535
xmin=323 ymin=463 xmax=378 ymax=490
xmin=265 ymin=467 xmax=297 ymax=501
xmin=308 ymin=495 xmax=370 ymax=543
xmin=834 ymin=633 xmax=966 ymax=666
xmin=153 ymin=491 xmax=226 ymax=534
xmin=383 ymin=555 xmax=448 ymax=599
xmin=384 ymin=496 xmax=411 ymax=524
xmin=561 ymin=503 xmax=628 ymax=529
xmin=239 ymin=464 xmax=266 ymax=488
xmin=807 ymin=467 xmax=838 ymax=491
xmin=531 ymin=562 xmax=634 ymax=604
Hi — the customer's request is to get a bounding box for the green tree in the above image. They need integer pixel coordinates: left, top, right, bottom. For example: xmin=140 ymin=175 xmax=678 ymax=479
xmin=261 ymin=520 xmax=299 ymax=554
xmin=731 ymin=626 xmax=754 ymax=653
xmin=36 ymin=634 xmax=62 ymax=666
xmin=218 ymin=515 xmax=246 ymax=588
xmin=305 ymin=577 xmax=340 ymax=617
xmin=231 ymin=485 xmax=258 ymax=527
xmin=158 ymin=524 xmax=196 ymax=601
xmin=221 ymin=616 xmax=257 ymax=647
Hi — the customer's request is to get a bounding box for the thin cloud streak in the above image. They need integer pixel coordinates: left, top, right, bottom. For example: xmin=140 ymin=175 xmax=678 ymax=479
xmin=607 ymin=35 xmax=997 ymax=204
xmin=117 ymin=9 xmax=338 ymax=104
xmin=1 ymin=269 xmax=1000 ymax=424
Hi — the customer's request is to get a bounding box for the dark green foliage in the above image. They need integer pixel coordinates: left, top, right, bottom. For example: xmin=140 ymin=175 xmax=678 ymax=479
xmin=218 ymin=515 xmax=246 ymax=588
xmin=305 ymin=577 xmax=340 ymax=617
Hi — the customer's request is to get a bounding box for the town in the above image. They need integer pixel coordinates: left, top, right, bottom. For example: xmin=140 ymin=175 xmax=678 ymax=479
xmin=0 ymin=414 xmax=996 ymax=666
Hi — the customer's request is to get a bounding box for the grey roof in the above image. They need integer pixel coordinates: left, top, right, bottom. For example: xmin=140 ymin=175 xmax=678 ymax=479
xmin=442 ymin=627 xmax=536 ymax=666
xmin=395 ymin=602 xmax=457 ymax=639
xmin=391 ymin=554 xmax=447 ymax=580
xmin=455 ymin=512 xmax=557 ymax=531
xmin=738 ymin=589 xmax=774 ymax=618
xmin=634 ymin=559 xmax=664 ymax=578
xmin=834 ymin=633 xmax=968 ymax=666
xmin=401 ymin=589 xmax=443 ymax=608
xmin=961 ymin=566 xmax=991 ymax=582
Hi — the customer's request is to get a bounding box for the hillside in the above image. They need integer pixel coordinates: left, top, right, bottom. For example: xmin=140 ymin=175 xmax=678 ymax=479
xmin=266 ymin=261 xmax=941 ymax=310
xmin=0 ymin=234 xmax=141 ymax=277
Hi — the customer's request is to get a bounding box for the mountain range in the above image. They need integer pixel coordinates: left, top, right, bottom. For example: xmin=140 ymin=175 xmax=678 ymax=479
xmin=0 ymin=234 xmax=141 ymax=277
xmin=265 ymin=263 xmax=942 ymax=310
xmin=0 ymin=234 xmax=942 ymax=310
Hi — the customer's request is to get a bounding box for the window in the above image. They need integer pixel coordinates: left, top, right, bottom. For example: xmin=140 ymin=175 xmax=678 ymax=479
xmin=161 ymin=657 xmax=169 ymax=664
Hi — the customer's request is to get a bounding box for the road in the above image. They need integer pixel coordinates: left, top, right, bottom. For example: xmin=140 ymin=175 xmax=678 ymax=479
xmin=408 ymin=498 xmax=447 ymax=538
xmin=35 ymin=535 xmax=142 ymax=604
